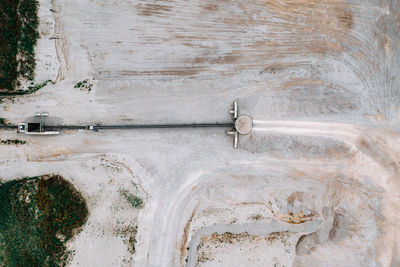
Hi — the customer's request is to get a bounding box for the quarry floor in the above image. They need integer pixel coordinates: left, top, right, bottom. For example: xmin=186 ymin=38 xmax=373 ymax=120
xmin=1 ymin=0 xmax=400 ymax=266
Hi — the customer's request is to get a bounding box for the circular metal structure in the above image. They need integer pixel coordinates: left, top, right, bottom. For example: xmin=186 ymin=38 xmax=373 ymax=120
xmin=235 ymin=115 xmax=253 ymax=135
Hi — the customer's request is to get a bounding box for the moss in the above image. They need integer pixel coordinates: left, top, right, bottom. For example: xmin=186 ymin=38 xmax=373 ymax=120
xmin=0 ymin=175 xmax=88 ymax=266
xmin=0 ymin=0 xmax=39 ymax=91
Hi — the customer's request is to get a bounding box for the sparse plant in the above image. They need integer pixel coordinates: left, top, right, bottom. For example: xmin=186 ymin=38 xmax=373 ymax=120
xmin=114 ymin=224 xmax=138 ymax=254
xmin=120 ymin=189 xmax=143 ymax=209
xmin=249 ymin=214 xmax=263 ymax=221
xmin=0 ymin=139 xmax=27 ymax=145
xmin=74 ymin=79 xmax=93 ymax=92
xmin=0 ymin=80 xmax=52 ymax=97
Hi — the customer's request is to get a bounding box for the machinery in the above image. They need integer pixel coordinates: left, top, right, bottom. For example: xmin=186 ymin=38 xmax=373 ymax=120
xmin=17 ymin=112 xmax=59 ymax=135
xmin=227 ymin=101 xmax=253 ymax=148
xmin=16 ymin=102 xmax=253 ymax=148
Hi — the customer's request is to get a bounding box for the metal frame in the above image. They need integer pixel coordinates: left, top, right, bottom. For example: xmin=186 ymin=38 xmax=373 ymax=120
xmin=227 ymin=101 xmax=239 ymax=148
xmin=226 ymin=101 xmax=253 ymax=149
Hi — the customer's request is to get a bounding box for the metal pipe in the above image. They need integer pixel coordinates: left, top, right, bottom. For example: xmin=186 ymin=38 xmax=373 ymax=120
xmin=41 ymin=123 xmax=234 ymax=131
xmin=93 ymin=123 xmax=233 ymax=130
xmin=0 ymin=125 xmax=18 ymax=130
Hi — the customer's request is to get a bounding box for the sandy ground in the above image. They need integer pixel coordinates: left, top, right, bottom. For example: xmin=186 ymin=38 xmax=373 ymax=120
xmin=1 ymin=0 xmax=400 ymax=266
xmin=195 ymin=231 xmax=303 ymax=267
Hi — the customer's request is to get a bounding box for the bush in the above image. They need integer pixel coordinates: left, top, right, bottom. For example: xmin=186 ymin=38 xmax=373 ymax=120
xmin=0 ymin=175 xmax=88 ymax=266
xmin=0 ymin=139 xmax=27 ymax=145
xmin=0 ymin=0 xmax=39 ymax=91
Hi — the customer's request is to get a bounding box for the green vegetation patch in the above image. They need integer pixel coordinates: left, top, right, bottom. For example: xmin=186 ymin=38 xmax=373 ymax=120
xmin=120 ymin=189 xmax=143 ymax=209
xmin=0 ymin=174 xmax=88 ymax=266
xmin=74 ymin=79 xmax=93 ymax=92
xmin=0 ymin=80 xmax=52 ymax=98
xmin=0 ymin=0 xmax=39 ymax=91
xmin=0 ymin=139 xmax=27 ymax=145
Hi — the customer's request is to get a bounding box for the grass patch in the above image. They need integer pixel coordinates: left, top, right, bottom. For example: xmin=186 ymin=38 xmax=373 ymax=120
xmin=0 ymin=174 xmax=88 ymax=266
xmin=0 ymin=0 xmax=40 ymax=91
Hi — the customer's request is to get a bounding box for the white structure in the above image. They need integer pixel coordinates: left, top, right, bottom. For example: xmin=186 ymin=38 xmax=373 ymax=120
xmin=17 ymin=112 xmax=59 ymax=135
xmin=227 ymin=101 xmax=253 ymax=148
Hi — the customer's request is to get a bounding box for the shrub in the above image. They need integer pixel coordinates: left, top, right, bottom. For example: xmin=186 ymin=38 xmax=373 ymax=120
xmin=0 ymin=175 xmax=88 ymax=266
xmin=0 ymin=0 xmax=39 ymax=91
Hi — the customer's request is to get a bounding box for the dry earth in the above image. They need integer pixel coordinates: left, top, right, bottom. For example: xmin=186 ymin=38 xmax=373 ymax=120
xmin=1 ymin=0 xmax=400 ymax=266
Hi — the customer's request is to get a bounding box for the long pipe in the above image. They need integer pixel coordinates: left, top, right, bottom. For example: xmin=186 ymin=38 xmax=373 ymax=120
xmin=1 ymin=123 xmax=234 ymax=131
xmin=0 ymin=125 xmax=18 ymax=130
xmin=48 ymin=123 xmax=234 ymax=131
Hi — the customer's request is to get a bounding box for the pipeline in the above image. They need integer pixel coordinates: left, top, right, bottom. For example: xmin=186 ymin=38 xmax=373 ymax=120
xmin=1 ymin=123 xmax=234 ymax=131
xmin=0 ymin=102 xmax=245 ymax=148
xmin=0 ymin=125 xmax=18 ymax=130
xmin=47 ymin=123 xmax=234 ymax=131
